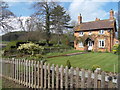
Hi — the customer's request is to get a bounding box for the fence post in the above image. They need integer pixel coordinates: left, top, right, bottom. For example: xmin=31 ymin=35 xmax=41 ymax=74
xmin=108 ymin=72 xmax=113 ymax=88
xmin=76 ymin=67 xmax=79 ymax=88
xmin=23 ymin=59 xmax=26 ymax=86
xmin=21 ymin=59 xmax=24 ymax=84
xmin=52 ymin=64 xmax=55 ymax=88
xmin=40 ymin=61 xmax=43 ymax=88
xmin=60 ymin=65 xmax=64 ymax=88
xmin=15 ymin=59 xmax=17 ymax=82
xmin=28 ymin=60 xmax=31 ymax=88
xmin=37 ymin=61 xmax=40 ymax=88
xmin=81 ymin=69 xmax=85 ymax=88
xmin=65 ymin=66 xmax=68 ymax=88
xmin=70 ymin=67 xmax=73 ymax=88
xmin=101 ymin=71 xmax=105 ymax=88
xmin=17 ymin=59 xmax=19 ymax=82
xmin=25 ymin=60 xmax=28 ymax=86
xmin=44 ymin=62 xmax=47 ymax=88
xmin=31 ymin=60 xmax=34 ymax=88
xmin=48 ymin=63 xmax=50 ymax=88
xmin=94 ymin=71 xmax=98 ymax=88
xmin=34 ymin=61 xmax=37 ymax=88
xmin=56 ymin=65 xmax=59 ymax=88
xmin=12 ymin=58 xmax=14 ymax=79
xmin=18 ymin=59 xmax=21 ymax=84
xmin=87 ymin=70 xmax=92 ymax=88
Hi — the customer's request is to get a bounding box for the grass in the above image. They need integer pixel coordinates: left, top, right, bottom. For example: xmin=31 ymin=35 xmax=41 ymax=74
xmin=0 ymin=77 xmax=2 ymax=89
xmin=45 ymin=49 xmax=83 ymax=57
xmin=46 ymin=52 xmax=118 ymax=72
xmin=1 ymin=77 xmax=26 ymax=88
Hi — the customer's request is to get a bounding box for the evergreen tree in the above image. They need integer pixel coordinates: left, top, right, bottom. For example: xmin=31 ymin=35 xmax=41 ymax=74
xmin=51 ymin=5 xmax=71 ymax=44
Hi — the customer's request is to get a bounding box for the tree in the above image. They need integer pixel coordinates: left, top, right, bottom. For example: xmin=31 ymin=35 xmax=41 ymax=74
xmin=51 ymin=5 xmax=71 ymax=44
xmin=32 ymin=0 xmax=56 ymax=45
xmin=0 ymin=1 xmax=15 ymax=33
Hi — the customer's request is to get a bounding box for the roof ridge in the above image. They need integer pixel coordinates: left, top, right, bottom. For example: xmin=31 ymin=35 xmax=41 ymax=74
xmin=81 ymin=19 xmax=113 ymax=24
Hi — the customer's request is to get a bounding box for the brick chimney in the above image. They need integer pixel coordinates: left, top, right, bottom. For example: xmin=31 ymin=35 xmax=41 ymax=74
xmin=78 ymin=13 xmax=82 ymax=24
xmin=110 ymin=9 xmax=114 ymax=19
xmin=95 ymin=17 xmax=100 ymax=21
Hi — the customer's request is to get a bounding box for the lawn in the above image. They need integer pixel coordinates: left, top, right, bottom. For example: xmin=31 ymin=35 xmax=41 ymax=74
xmin=45 ymin=49 xmax=83 ymax=57
xmin=46 ymin=52 xmax=118 ymax=72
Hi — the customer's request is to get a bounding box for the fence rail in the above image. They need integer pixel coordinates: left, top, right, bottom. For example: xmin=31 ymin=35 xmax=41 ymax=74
xmin=0 ymin=58 xmax=118 ymax=88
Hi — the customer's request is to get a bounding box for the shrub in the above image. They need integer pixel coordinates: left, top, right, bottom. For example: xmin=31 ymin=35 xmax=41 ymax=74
xmin=66 ymin=60 xmax=71 ymax=69
xmin=27 ymin=54 xmax=45 ymax=61
xmin=91 ymin=65 xmax=100 ymax=72
xmin=112 ymin=44 xmax=119 ymax=54
xmin=17 ymin=42 xmax=44 ymax=55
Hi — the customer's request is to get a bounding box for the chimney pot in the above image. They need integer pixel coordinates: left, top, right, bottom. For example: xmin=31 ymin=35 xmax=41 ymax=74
xmin=95 ymin=18 xmax=100 ymax=21
xmin=110 ymin=9 xmax=114 ymax=19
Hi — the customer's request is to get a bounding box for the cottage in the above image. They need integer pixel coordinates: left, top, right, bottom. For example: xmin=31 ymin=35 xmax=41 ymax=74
xmin=74 ymin=9 xmax=119 ymax=52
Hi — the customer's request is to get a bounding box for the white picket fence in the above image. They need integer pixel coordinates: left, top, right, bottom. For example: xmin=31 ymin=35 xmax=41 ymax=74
xmin=0 ymin=58 xmax=118 ymax=88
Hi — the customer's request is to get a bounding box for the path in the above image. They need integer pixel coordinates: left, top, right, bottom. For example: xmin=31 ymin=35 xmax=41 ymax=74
xmin=47 ymin=52 xmax=88 ymax=58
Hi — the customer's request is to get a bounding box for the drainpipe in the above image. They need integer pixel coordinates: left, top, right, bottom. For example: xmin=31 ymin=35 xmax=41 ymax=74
xmin=110 ymin=29 xmax=112 ymax=52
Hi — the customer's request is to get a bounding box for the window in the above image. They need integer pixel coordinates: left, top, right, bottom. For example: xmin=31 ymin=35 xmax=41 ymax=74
xmin=99 ymin=30 xmax=104 ymax=34
xmin=79 ymin=42 xmax=83 ymax=47
xmin=115 ymin=41 xmax=119 ymax=44
xmin=89 ymin=31 xmax=92 ymax=35
xmin=79 ymin=31 xmax=84 ymax=36
xmin=99 ymin=40 xmax=105 ymax=48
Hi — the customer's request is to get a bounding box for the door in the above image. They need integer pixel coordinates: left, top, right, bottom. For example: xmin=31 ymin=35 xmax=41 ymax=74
xmin=88 ymin=41 xmax=93 ymax=50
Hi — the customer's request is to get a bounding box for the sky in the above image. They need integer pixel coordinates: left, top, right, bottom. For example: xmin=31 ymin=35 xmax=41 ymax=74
xmin=1 ymin=0 xmax=119 ymax=35
xmin=6 ymin=1 xmax=118 ymax=22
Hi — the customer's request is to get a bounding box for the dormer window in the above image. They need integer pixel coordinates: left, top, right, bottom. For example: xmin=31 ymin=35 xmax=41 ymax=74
xmin=99 ymin=30 xmax=104 ymax=34
xmin=89 ymin=31 xmax=92 ymax=35
xmin=79 ymin=31 xmax=84 ymax=36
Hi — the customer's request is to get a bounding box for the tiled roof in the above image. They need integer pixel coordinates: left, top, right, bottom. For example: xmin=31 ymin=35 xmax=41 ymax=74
xmin=74 ymin=19 xmax=116 ymax=31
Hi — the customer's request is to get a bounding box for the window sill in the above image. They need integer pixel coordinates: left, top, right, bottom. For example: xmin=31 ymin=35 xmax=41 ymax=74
xmin=79 ymin=46 xmax=84 ymax=48
xmin=99 ymin=33 xmax=104 ymax=35
xmin=99 ymin=47 xmax=105 ymax=49
xmin=79 ymin=35 xmax=84 ymax=36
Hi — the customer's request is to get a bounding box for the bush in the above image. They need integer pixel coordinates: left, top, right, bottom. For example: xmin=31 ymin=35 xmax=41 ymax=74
xmin=66 ymin=60 xmax=71 ymax=69
xmin=4 ymin=40 xmax=26 ymax=51
xmin=26 ymin=54 xmax=45 ymax=61
xmin=112 ymin=44 xmax=119 ymax=54
xmin=91 ymin=65 xmax=100 ymax=72
xmin=17 ymin=42 xmax=44 ymax=55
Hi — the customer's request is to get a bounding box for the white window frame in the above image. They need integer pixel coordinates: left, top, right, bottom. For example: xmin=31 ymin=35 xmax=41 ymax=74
xmin=79 ymin=42 xmax=83 ymax=48
xmin=99 ymin=30 xmax=104 ymax=35
xmin=98 ymin=39 xmax=105 ymax=48
xmin=79 ymin=31 xmax=84 ymax=36
xmin=89 ymin=31 xmax=92 ymax=35
xmin=115 ymin=41 xmax=119 ymax=44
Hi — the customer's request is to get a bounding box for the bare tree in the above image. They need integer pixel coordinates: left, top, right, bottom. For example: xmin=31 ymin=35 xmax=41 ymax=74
xmin=0 ymin=1 xmax=15 ymax=33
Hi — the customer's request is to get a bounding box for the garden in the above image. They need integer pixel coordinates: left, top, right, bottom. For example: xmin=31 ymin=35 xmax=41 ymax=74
xmin=1 ymin=40 xmax=119 ymax=73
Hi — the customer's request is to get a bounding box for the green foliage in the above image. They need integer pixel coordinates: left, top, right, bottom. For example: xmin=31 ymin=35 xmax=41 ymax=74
xmin=91 ymin=65 xmax=100 ymax=71
xmin=4 ymin=41 xmax=17 ymax=51
xmin=98 ymin=51 xmax=102 ymax=53
xmin=2 ymin=31 xmax=28 ymax=41
xmin=112 ymin=44 xmax=119 ymax=54
xmin=4 ymin=40 xmax=24 ymax=51
xmin=26 ymin=54 xmax=45 ymax=61
xmin=66 ymin=60 xmax=71 ymax=69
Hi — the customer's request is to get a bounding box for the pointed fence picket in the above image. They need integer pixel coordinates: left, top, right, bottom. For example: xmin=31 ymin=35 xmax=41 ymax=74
xmin=0 ymin=58 xmax=118 ymax=89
